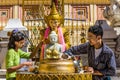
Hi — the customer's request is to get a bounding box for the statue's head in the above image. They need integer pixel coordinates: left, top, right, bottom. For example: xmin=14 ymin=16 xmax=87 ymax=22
xmin=44 ymin=3 xmax=63 ymax=29
xmin=49 ymin=31 xmax=58 ymax=44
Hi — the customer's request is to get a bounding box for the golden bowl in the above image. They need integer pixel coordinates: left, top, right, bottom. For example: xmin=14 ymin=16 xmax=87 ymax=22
xmin=39 ymin=59 xmax=75 ymax=73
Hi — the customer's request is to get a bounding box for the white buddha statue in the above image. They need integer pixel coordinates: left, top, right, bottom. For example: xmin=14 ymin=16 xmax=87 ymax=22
xmin=44 ymin=31 xmax=62 ymax=59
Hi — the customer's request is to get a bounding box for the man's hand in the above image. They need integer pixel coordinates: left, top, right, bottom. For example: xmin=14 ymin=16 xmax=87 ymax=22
xmin=84 ymin=66 xmax=94 ymax=73
xmin=93 ymin=70 xmax=103 ymax=76
xmin=87 ymin=67 xmax=94 ymax=73
xmin=61 ymin=53 xmax=69 ymax=59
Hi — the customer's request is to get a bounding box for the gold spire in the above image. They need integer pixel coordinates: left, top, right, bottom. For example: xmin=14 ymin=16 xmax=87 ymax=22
xmin=50 ymin=2 xmax=59 ymax=15
xmin=44 ymin=3 xmax=63 ymax=25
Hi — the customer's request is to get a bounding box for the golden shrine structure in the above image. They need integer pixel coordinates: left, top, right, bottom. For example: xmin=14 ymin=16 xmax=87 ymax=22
xmin=0 ymin=0 xmax=119 ymax=80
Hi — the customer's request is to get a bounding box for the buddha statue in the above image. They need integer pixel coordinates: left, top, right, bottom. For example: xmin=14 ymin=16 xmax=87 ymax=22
xmin=44 ymin=31 xmax=62 ymax=59
xmin=38 ymin=2 xmax=75 ymax=74
xmin=40 ymin=3 xmax=71 ymax=60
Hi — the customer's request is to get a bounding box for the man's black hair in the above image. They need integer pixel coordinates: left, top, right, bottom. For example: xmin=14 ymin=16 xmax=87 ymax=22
xmin=88 ymin=25 xmax=103 ymax=37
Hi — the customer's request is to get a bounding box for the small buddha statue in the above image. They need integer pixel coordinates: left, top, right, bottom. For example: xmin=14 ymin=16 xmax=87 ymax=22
xmin=44 ymin=31 xmax=62 ymax=59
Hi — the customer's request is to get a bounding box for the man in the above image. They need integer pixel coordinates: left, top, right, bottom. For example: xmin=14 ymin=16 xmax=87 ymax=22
xmin=62 ymin=25 xmax=116 ymax=80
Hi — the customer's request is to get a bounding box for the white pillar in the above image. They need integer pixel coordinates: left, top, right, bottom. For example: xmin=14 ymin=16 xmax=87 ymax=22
xmin=114 ymin=27 xmax=120 ymax=35
xmin=90 ymin=4 xmax=97 ymax=25
xmin=13 ymin=5 xmax=19 ymax=18
xmin=94 ymin=5 xmax=97 ymax=24
xmin=90 ymin=5 xmax=94 ymax=25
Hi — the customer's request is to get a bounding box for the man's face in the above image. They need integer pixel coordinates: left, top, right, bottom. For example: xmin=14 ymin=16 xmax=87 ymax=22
xmin=87 ymin=32 xmax=100 ymax=46
xmin=49 ymin=19 xmax=60 ymax=30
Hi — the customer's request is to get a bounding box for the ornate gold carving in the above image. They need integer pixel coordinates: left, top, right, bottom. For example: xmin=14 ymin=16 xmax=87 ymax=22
xmin=16 ymin=72 xmax=92 ymax=80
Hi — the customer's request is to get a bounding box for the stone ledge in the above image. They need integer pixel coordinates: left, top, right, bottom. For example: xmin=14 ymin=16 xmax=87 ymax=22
xmin=0 ymin=69 xmax=6 ymax=78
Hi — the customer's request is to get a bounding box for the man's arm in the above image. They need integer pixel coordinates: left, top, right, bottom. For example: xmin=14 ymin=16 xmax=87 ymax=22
xmin=64 ymin=42 xmax=89 ymax=56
